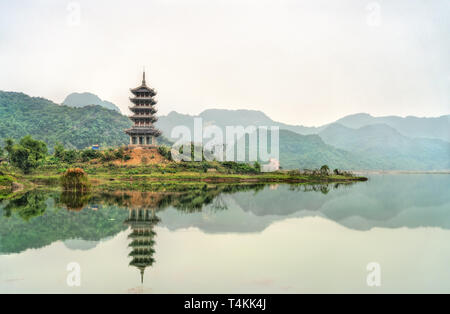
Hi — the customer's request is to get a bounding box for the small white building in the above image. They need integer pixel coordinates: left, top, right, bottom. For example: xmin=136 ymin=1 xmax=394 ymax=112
xmin=261 ymin=158 xmax=280 ymax=172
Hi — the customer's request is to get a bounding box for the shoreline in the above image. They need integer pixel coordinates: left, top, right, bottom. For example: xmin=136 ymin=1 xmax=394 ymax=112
xmin=352 ymin=170 xmax=450 ymax=175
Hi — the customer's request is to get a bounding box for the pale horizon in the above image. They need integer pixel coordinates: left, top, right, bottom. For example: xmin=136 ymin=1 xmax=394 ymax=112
xmin=0 ymin=0 xmax=449 ymax=126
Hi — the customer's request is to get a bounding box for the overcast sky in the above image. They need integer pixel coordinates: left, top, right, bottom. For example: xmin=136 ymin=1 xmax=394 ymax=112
xmin=0 ymin=0 xmax=448 ymax=126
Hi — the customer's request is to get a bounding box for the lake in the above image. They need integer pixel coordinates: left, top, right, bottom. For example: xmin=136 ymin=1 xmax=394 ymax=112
xmin=0 ymin=174 xmax=449 ymax=293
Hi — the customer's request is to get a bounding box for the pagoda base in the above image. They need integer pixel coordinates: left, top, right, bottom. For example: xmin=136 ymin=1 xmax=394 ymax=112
xmin=127 ymin=134 xmax=158 ymax=146
xmin=127 ymin=144 xmax=159 ymax=148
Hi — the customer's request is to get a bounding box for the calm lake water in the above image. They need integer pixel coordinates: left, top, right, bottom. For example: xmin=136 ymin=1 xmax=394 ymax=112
xmin=0 ymin=174 xmax=449 ymax=293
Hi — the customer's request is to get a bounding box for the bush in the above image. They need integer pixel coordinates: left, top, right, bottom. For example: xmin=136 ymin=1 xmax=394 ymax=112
xmin=60 ymin=168 xmax=90 ymax=192
xmin=81 ymin=149 xmax=101 ymax=162
xmin=114 ymin=147 xmax=125 ymax=160
xmin=158 ymin=146 xmax=172 ymax=161
xmin=61 ymin=150 xmax=79 ymax=163
xmin=222 ymin=161 xmax=259 ymax=174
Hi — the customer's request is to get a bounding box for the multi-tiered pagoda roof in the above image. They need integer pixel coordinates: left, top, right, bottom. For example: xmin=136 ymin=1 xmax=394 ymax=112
xmin=125 ymin=208 xmax=160 ymax=284
xmin=125 ymin=72 xmax=161 ymax=145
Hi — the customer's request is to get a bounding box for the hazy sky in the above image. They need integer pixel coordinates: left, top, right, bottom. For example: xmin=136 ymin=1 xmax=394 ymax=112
xmin=0 ymin=0 xmax=448 ymax=126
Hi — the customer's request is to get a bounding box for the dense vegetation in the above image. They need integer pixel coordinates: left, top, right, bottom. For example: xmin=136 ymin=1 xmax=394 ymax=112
xmin=0 ymin=91 xmax=132 ymax=150
xmin=3 ymin=136 xmax=47 ymax=173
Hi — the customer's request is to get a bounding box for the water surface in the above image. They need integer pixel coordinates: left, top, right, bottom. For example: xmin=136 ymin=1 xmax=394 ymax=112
xmin=0 ymin=174 xmax=449 ymax=293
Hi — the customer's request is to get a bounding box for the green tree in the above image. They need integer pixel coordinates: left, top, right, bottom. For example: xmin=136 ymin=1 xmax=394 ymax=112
xmin=320 ymin=165 xmax=330 ymax=175
xmin=54 ymin=142 xmax=65 ymax=159
xmin=20 ymin=135 xmax=47 ymax=161
xmin=4 ymin=138 xmax=14 ymax=161
xmin=8 ymin=136 xmax=48 ymax=173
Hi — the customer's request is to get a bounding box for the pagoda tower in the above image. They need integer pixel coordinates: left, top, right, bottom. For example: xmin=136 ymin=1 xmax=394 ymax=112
xmin=125 ymin=71 xmax=161 ymax=146
xmin=125 ymin=207 xmax=159 ymax=284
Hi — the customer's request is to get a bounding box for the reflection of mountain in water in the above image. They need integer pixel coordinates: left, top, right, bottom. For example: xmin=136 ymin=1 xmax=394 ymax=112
xmin=63 ymin=239 xmax=99 ymax=251
xmin=1 ymin=175 xmax=449 ymax=256
xmin=159 ymin=175 xmax=450 ymax=232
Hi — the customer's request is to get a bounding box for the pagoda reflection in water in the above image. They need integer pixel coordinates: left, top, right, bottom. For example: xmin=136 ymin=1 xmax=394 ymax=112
xmin=125 ymin=206 xmax=160 ymax=284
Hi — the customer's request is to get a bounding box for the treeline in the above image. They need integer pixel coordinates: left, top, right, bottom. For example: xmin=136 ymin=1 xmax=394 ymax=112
xmin=1 ymin=135 xmax=262 ymax=175
xmin=0 ymin=135 xmax=132 ymax=173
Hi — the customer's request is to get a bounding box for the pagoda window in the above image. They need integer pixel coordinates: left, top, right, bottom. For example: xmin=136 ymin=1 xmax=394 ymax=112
xmin=132 ymin=137 xmax=137 ymax=145
xmin=139 ymin=137 xmax=144 ymax=145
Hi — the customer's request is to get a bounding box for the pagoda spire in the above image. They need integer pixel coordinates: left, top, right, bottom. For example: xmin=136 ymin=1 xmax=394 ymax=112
xmin=140 ymin=268 xmax=145 ymax=284
xmin=142 ymin=68 xmax=146 ymax=85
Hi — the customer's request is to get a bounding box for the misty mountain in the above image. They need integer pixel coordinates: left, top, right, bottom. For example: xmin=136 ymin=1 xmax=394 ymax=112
xmin=319 ymin=123 xmax=450 ymax=170
xmin=335 ymin=113 xmax=450 ymax=142
xmin=156 ymin=109 xmax=321 ymax=138
xmin=62 ymin=92 xmax=121 ymax=113
xmin=156 ymin=109 xmax=449 ymax=170
xmin=1 ymin=91 xmax=448 ymax=170
xmin=157 ymin=109 xmax=449 ymax=143
xmin=277 ymin=130 xmax=371 ymax=170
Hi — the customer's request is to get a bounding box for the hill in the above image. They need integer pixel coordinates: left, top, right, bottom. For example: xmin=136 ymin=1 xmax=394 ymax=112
xmin=277 ymin=130 xmax=370 ymax=170
xmin=335 ymin=113 xmax=450 ymax=142
xmin=319 ymin=123 xmax=450 ymax=170
xmin=156 ymin=109 xmax=321 ymax=138
xmin=0 ymin=91 xmax=132 ymax=149
xmin=62 ymin=92 xmax=121 ymax=113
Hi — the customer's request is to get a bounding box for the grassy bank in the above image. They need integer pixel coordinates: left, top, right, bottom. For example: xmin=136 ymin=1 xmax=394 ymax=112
xmin=19 ymin=164 xmax=367 ymax=192
xmin=1 ymin=145 xmax=368 ymax=194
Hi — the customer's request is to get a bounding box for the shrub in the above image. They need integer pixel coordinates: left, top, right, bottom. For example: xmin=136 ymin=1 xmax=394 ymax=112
xmin=158 ymin=145 xmax=172 ymax=161
xmin=60 ymin=168 xmax=90 ymax=192
xmin=62 ymin=149 xmax=79 ymax=163
xmin=81 ymin=149 xmax=101 ymax=162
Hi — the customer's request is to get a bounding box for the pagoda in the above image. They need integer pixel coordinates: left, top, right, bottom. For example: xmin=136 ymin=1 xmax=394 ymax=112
xmin=125 ymin=71 xmax=161 ymax=146
xmin=125 ymin=207 xmax=160 ymax=284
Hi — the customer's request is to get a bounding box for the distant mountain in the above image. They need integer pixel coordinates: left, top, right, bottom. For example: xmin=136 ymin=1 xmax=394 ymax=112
xmin=156 ymin=109 xmax=449 ymax=170
xmin=1 ymin=91 xmax=448 ymax=170
xmin=0 ymin=91 xmax=131 ymax=149
xmin=335 ymin=113 xmax=450 ymax=142
xmin=62 ymin=92 xmax=121 ymax=113
xmin=156 ymin=112 xmax=370 ymax=169
xmin=158 ymin=109 xmax=450 ymax=142
xmin=156 ymin=109 xmax=320 ymax=138
xmin=319 ymin=123 xmax=450 ymax=170
xmin=277 ymin=130 xmax=371 ymax=170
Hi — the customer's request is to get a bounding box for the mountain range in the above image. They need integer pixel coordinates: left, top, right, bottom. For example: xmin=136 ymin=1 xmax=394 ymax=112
xmin=0 ymin=91 xmax=448 ymax=170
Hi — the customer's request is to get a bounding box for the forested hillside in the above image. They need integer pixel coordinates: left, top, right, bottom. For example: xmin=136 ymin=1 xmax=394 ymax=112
xmin=0 ymin=91 xmax=132 ymax=150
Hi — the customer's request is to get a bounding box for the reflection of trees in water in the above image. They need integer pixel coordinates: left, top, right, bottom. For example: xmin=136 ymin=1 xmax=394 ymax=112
xmin=3 ymin=191 xmax=47 ymax=221
xmin=1 ymin=183 xmax=348 ymax=223
xmin=59 ymin=191 xmax=92 ymax=211
xmin=288 ymin=182 xmax=355 ymax=194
